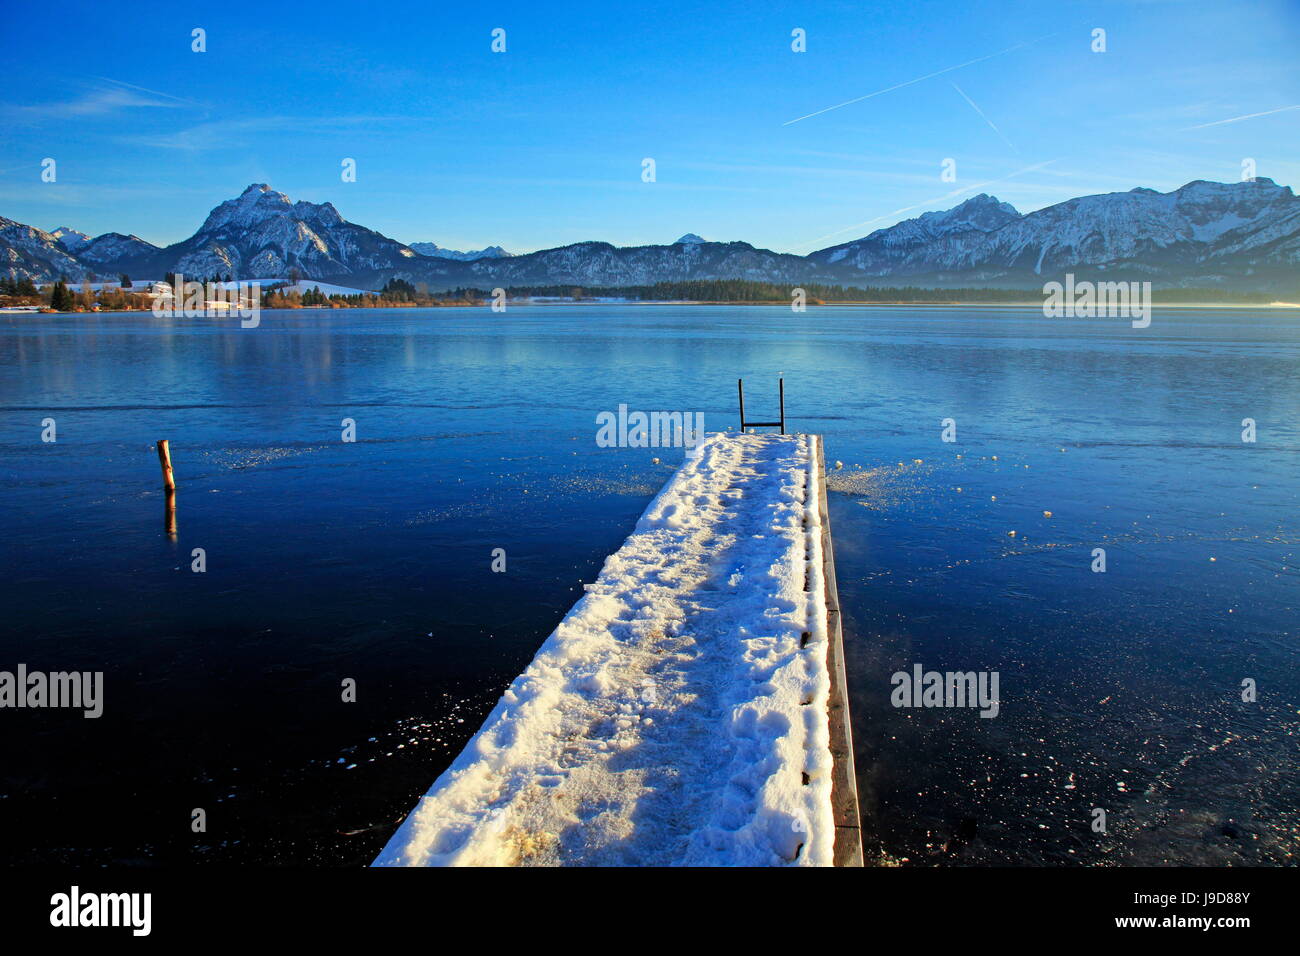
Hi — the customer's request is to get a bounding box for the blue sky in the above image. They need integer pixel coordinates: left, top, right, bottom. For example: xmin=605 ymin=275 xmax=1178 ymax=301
xmin=2 ymin=0 xmax=1298 ymax=254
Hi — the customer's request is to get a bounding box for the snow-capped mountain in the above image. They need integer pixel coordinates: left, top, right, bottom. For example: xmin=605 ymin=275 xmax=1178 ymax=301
xmin=2 ymin=178 xmax=1297 ymax=293
xmin=162 ymin=184 xmax=422 ymax=279
xmin=808 ymin=179 xmax=1300 ymax=289
xmin=51 ymin=226 xmax=91 ymax=252
xmin=76 ymin=233 xmax=159 ymax=270
xmin=0 ymin=217 xmax=84 ymax=283
xmin=374 ymin=239 xmax=830 ymax=292
xmin=975 ymin=178 xmax=1300 ymax=287
xmin=33 ymin=225 xmax=157 ymax=276
xmin=407 ymin=242 xmax=512 ymax=260
xmin=811 ymin=194 xmax=1021 ymax=272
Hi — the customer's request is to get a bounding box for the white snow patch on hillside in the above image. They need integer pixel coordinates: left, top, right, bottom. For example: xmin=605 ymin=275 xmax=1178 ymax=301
xmin=1190 ymin=212 xmax=1252 ymax=242
xmin=374 ymin=433 xmax=835 ymax=867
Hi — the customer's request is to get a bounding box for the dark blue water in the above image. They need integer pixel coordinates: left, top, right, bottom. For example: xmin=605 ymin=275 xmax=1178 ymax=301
xmin=1 ymin=305 xmax=1296 ymax=865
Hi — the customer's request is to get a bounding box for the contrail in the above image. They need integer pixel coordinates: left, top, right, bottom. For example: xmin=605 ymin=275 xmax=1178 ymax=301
xmin=1180 ymin=104 xmax=1300 ymax=130
xmin=795 ymin=158 xmax=1057 ymax=250
xmin=90 ymin=76 xmax=194 ymax=105
xmin=951 ymin=82 xmax=1018 ymax=153
xmin=783 ymin=33 xmax=1057 ymax=126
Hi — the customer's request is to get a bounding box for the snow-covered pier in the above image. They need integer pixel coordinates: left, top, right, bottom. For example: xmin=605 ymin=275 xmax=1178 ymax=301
xmin=374 ymin=432 xmax=862 ymax=867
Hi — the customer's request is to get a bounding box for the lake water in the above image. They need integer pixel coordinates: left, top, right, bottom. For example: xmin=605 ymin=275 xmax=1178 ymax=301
xmin=1 ymin=305 xmax=1296 ymax=866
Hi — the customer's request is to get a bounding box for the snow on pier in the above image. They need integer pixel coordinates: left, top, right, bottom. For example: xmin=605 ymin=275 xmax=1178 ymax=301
xmin=374 ymin=433 xmax=849 ymax=867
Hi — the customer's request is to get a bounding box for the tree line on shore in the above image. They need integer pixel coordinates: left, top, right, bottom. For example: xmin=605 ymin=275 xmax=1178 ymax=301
xmin=1 ymin=274 xmax=1279 ymax=312
xmin=484 ymin=279 xmax=1277 ymax=304
xmin=262 ymin=278 xmax=1280 ymax=307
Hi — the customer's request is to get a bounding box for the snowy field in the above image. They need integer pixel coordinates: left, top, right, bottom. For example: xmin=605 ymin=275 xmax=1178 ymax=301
xmin=374 ymin=433 xmax=836 ymax=866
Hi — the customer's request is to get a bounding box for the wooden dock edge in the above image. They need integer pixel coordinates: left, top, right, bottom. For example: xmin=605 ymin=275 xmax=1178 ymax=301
xmin=814 ymin=435 xmax=864 ymax=867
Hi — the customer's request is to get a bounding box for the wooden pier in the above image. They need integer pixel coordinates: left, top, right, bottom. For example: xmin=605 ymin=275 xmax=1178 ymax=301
xmin=813 ymin=435 xmax=864 ymax=866
xmin=377 ymin=431 xmax=862 ymax=867
xmin=739 ymin=380 xmax=862 ymax=865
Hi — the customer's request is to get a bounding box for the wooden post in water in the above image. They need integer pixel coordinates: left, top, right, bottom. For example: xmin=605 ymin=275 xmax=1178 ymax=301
xmin=737 ymin=379 xmax=747 ymax=434
xmin=157 ymin=439 xmax=177 ymax=537
xmin=156 ymin=439 xmax=176 ymax=492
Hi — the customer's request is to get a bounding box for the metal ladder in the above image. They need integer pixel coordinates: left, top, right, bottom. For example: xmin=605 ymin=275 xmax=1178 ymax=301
xmin=737 ymin=378 xmax=785 ymax=434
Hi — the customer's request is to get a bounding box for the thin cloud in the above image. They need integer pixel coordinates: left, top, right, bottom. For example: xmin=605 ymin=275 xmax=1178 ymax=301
xmin=783 ymin=33 xmax=1057 ymax=126
xmin=1180 ymin=104 xmax=1300 ymax=131
xmin=17 ymin=79 xmax=192 ymax=119
xmin=89 ymin=77 xmax=191 ymax=105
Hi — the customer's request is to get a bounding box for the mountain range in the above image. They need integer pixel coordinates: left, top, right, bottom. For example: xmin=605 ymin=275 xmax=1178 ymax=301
xmin=406 ymin=241 xmax=512 ymax=261
xmin=3 ymin=179 xmax=1298 ymax=295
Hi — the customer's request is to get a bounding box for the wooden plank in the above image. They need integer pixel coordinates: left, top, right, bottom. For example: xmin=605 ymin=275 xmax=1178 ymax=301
xmin=814 ymin=435 xmax=864 ymax=866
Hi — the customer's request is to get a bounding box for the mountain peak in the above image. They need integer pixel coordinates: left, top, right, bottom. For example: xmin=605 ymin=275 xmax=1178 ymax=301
xmin=51 ymin=226 xmax=91 ymax=251
xmin=1170 ymin=176 xmax=1292 ymax=201
xmin=933 ymin=193 xmax=1021 ymax=220
xmin=198 ymin=185 xmax=297 ymax=234
xmin=675 ymin=233 xmax=706 ymax=245
xmin=816 ymin=193 xmax=1022 ymax=260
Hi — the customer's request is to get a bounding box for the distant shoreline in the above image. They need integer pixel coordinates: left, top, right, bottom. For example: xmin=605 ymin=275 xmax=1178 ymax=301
xmin=7 ymin=300 xmax=1299 ymax=317
xmin=8 ymin=275 xmax=1292 ymax=313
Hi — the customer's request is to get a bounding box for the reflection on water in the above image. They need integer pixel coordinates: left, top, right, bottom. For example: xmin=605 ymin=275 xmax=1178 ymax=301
xmin=0 ymin=305 xmax=1296 ymax=865
xmin=163 ymin=487 xmax=176 ymax=538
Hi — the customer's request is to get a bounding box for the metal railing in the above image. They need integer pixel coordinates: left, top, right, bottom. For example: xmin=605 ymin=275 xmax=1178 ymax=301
xmin=737 ymin=378 xmax=785 ymax=434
